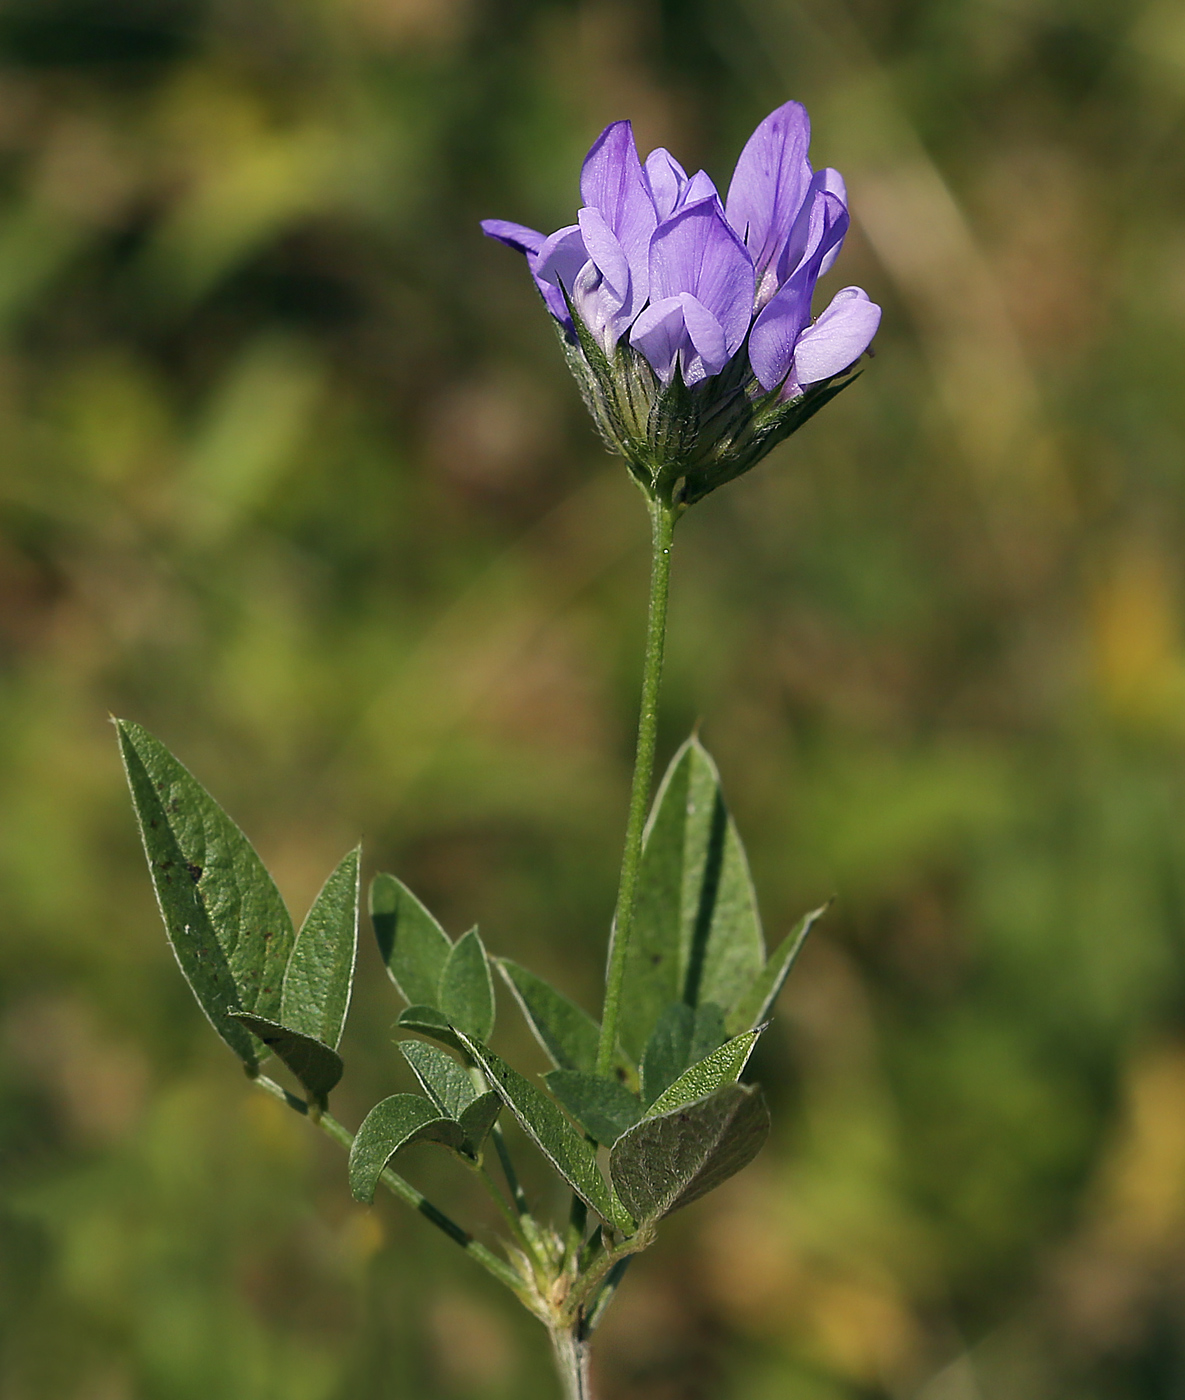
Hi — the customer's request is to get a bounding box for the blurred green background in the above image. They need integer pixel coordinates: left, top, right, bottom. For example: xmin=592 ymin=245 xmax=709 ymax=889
xmin=2 ymin=0 xmax=1184 ymax=1396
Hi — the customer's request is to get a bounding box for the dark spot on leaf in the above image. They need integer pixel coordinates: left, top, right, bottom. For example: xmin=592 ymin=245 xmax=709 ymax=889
xmin=262 ymin=930 xmax=273 ymax=940
xmin=185 ymin=862 xmax=202 ymax=883
xmin=650 ymin=954 xmax=663 ymax=966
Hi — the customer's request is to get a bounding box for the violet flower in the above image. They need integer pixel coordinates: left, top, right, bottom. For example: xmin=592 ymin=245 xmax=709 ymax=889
xmin=482 ymin=102 xmax=880 ymax=506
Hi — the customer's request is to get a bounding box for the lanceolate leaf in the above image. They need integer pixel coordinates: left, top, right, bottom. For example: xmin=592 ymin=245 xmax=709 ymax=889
xmin=609 ymin=1083 xmax=770 ymax=1225
xmin=645 ymin=1029 xmax=761 ymax=1117
xmin=370 ymin=873 xmax=452 ymax=1007
xmin=620 ymin=738 xmax=764 ymax=1062
xmin=116 ymin=719 xmax=295 ymax=1068
xmin=640 ymin=1002 xmax=727 ymax=1106
xmin=231 ymin=1013 xmax=343 ymax=1104
xmin=438 ymin=929 xmax=495 ymax=1042
xmin=544 ymin=1070 xmax=642 ymax=1146
xmin=281 ymin=847 xmax=360 ymax=1050
xmin=456 ymin=1032 xmax=631 ymax=1231
xmin=496 ymin=958 xmax=600 ymax=1073
xmin=725 ymin=904 xmax=827 ymax=1036
xmin=349 ymin=1094 xmax=468 ymax=1204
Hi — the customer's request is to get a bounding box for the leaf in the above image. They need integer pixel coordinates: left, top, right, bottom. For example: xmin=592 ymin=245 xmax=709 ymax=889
xmin=370 ymin=873 xmax=452 ymax=1007
xmin=400 ymin=1038 xmax=480 ymax=1118
xmin=640 ymin=1002 xmax=727 ymax=1106
xmin=725 ymin=904 xmax=827 ymax=1036
xmin=231 ymin=1013 xmax=343 ymax=1104
xmin=620 ymin=738 xmax=764 ymax=1062
xmin=496 ymin=958 xmax=600 ymax=1073
xmin=645 ymin=1029 xmax=761 ymax=1117
xmin=349 ymin=1094 xmax=468 ymax=1204
xmin=116 ymin=719 xmax=295 ymax=1068
xmin=397 ymin=1041 xmax=501 ymax=1152
xmin=396 ymin=1005 xmax=467 ymax=1055
xmin=609 ymin=1083 xmax=770 ymax=1225
xmin=281 ymin=847 xmax=360 ymax=1050
xmin=456 ymin=1032 xmax=631 ymax=1231
xmin=457 ymin=1091 xmax=502 ymax=1151
xmin=438 ymin=928 xmax=495 ymax=1042
xmin=544 ymin=1071 xmax=642 ymax=1146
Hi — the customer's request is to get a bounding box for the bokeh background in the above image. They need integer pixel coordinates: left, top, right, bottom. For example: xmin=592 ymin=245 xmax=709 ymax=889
xmin=2 ymin=0 xmax=1185 ymax=1396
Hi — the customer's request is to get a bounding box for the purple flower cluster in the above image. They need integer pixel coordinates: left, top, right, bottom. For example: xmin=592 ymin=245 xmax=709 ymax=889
xmin=483 ymin=102 xmax=880 ymax=505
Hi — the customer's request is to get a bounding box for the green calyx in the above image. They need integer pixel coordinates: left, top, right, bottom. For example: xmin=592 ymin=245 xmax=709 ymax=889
xmin=556 ymin=310 xmax=861 ymax=508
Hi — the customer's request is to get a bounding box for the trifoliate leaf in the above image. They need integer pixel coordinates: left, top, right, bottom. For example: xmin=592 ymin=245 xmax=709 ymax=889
xmin=396 ymin=1005 xmax=466 ymax=1054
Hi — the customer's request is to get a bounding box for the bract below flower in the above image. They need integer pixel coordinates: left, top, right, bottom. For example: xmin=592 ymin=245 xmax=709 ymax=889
xmin=482 ymin=101 xmax=880 ymax=507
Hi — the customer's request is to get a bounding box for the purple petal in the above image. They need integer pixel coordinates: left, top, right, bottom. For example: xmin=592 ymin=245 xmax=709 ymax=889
xmin=480 ymin=219 xmax=546 ymax=257
xmin=777 ymin=174 xmax=849 ymax=293
xmin=681 ymin=169 xmax=721 ymax=209
xmin=580 ymin=121 xmax=657 ymax=284
xmin=534 ymin=224 xmax=588 ymax=325
xmin=648 ymin=199 xmax=754 ymax=357
xmin=724 ymin=101 xmax=813 ymax=288
xmin=677 ymin=294 xmax=729 ymax=383
xmin=747 ymin=275 xmax=814 ymax=392
xmin=628 ymin=295 xmax=686 ymax=383
xmin=792 ymin=287 xmax=881 ymax=386
xmin=577 ymin=206 xmax=632 ymax=304
xmin=644 ymin=148 xmax=688 ymax=219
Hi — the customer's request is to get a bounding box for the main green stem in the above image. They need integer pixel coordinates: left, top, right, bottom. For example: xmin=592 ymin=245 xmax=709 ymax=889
xmin=597 ymin=498 xmax=677 ymax=1077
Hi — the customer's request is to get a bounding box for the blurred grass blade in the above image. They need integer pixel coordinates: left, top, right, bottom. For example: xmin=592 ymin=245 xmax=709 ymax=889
xmin=645 ymin=1029 xmax=761 ymax=1118
xmin=621 ymin=737 xmax=764 ymax=1062
xmin=640 ymin=1002 xmax=727 ymax=1106
xmin=281 ymin=846 xmax=359 ymax=1050
xmin=116 ymin=719 xmax=295 ymax=1068
xmin=609 ymin=1083 xmax=769 ymax=1225
xmin=231 ymin=1012 xmax=343 ymax=1104
xmin=496 ymin=958 xmax=601 ymax=1071
xmin=726 ymin=904 xmax=827 ymax=1036
xmin=349 ymin=1094 xmax=467 ymax=1204
xmin=456 ymin=1031 xmax=631 ymax=1230
xmin=543 ymin=1070 xmax=642 ymax=1145
xmin=438 ymin=928 xmax=495 ymax=1041
xmin=370 ymin=873 xmax=452 ymax=1007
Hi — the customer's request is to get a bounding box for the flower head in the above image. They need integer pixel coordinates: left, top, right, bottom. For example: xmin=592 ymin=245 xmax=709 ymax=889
xmin=482 ymin=102 xmax=880 ymax=507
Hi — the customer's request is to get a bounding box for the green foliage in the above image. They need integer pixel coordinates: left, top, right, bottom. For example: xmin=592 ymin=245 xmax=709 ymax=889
xmin=496 ymin=958 xmax=601 ymax=1072
xmin=640 ymin=1001 xmax=728 ymax=1105
xmin=543 ymin=1070 xmax=642 ymax=1145
xmin=370 ymin=873 xmax=452 ymax=1009
xmin=280 ymin=847 xmax=360 ymax=1050
xmin=645 ymin=1028 xmax=761 ymax=1117
xmin=456 ymin=1032 xmax=633 ymax=1232
xmin=348 ymin=1095 xmax=467 ymax=1205
xmin=726 ymin=903 xmax=828 ymax=1036
xmin=610 ymin=1084 xmax=770 ymax=1225
xmin=399 ymin=1039 xmax=501 ymax=1151
xmin=230 ymin=1014 xmax=344 ymax=1104
xmin=116 ymin=719 xmax=295 ymax=1069
xmin=437 ymin=928 xmax=495 ymax=1042
xmin=620 ymin=738 xmax=765 ymax=1062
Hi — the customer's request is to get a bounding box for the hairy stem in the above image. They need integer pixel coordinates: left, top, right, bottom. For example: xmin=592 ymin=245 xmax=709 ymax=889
xmin=549 ymin=1324 xmax=596 ymax=1400
xmin=597 ymin=498 xmax=677 ymax=1076
xmin=251 ymin=1073 xmax=528 ymax=1299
